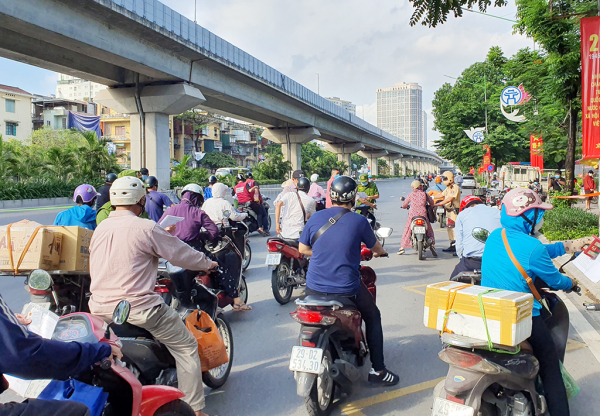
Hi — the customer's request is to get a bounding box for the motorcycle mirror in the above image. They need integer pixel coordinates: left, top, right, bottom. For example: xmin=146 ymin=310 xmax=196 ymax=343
xmin=472 ymin=227 xmax=490 ymax=243
xmin=223 ymin=210 xmax=231 ymax=219
xmin=112 ymin=300 xmax=131 ymax=326
xmin=28 ymin=269 xmax=53 ymax=291
xmin=376 ymin=227 xmax=393 ymax=238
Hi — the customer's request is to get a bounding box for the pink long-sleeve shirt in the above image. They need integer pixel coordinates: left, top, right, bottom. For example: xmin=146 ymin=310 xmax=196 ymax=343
xmin=88 ymin=210 xmax=214 ymax=316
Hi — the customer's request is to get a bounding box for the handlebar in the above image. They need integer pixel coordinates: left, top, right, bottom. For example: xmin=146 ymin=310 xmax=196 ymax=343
xmin=585 ymin=303 xmax=600 ymax=311
xmin=100 ymin=358 xmax=112 ymax=370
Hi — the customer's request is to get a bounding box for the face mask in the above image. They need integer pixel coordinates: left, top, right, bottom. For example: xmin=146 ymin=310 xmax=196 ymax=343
xmin=534 ymin=217 xmax=544 ymax=234
xmin=334 ymin=174 xmax=340 ymax=178
xmin=142 ymin=175 xmax=148 ymax=181
xmin=555 ymin=175 xmax=560 ymax=179
xmin=590 ymin=173 xmax=594 ymax=177
xmin=361 ymin=182 xmax=368 ymax=186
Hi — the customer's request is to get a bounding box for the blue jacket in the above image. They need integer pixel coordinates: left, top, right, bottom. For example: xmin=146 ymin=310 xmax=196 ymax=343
xmin=481 ymin=207 xmax=572 ymax=316
xmin=0 ymin=295 xmax=110 ymax=393
xmin=204 ymin=186 xmax=213 ymax=201
xmin=54 ymin=205 xmax=97 ymax=230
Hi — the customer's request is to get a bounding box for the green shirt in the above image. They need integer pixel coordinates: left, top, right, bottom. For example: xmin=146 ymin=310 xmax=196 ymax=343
xmin=96 ymin=201 xmax=150 ymax=225
xmin=357 ymin=182 xmax=379 ymax=203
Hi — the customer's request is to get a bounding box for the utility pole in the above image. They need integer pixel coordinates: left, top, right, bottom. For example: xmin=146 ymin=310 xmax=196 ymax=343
xmin=194 ymin=0 xmax=197 ymax=23
xmin=315 ymin=73 xmax=320 ymax=95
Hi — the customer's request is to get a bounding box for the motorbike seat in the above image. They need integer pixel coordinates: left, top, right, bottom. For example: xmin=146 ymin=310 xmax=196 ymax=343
xmin=297 ymin=295 xmax=358 ymax=310
xmin=111 ymin=322 xmax=154 ymax=340
xmin=267 ymin=237 xmax=300 ymax=248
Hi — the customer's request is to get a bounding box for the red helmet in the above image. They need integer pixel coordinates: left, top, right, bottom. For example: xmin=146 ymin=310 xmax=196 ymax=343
xmin=459 ymin=195 xmax=483 ymax=212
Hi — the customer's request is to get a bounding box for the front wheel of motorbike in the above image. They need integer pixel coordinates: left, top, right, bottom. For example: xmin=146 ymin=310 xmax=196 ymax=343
xmin=154 ymin=399 xmax=195 ymax=416
xmin=239 ymin=276 xmax=249 ymax=305
xmin=202 ymin=313 xmax=234 ymax=389
xmin=242 ymin=240 xmax=252 ymax=271
xmin=272 ymin=262 xmax=293 ymax=305
xmin=305 ymin=346 xmax=335 ymax=416
xmin=417 ymin=240 xmax=425 ymax=261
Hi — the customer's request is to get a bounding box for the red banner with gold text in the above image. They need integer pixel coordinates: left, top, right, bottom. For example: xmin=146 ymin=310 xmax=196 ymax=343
xmin=482 ymin=145 xmax=491 ymax=167
xmin=581 ymin=17 xmax=600 ymax=159
xmin=530 ymin=134 xmax=544 ymax=170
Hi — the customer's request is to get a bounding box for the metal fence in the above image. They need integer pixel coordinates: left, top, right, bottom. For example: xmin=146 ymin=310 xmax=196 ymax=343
xmin=104 ymin=0 xmax=438 ymax=159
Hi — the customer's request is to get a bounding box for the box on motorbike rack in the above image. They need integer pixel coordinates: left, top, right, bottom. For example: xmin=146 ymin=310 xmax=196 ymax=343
xmin=424 ymin=281 xmax=534 ymax=347
xmin=0 ymin=221 xmax=62 ymax=271
xmin=47 ymin=226 xmax=93 ymax=272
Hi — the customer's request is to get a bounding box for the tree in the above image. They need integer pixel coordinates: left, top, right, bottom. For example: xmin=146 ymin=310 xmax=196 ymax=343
xmin=409 ymin=0 xmax=507 ymax=27
xmin=301 ymin=142 xmax=347 ymax=178
xmin=255 ymin=153 xmax=292 ymax=180
xmin=351 ymin=153 xmax=367 ymax=170
xmin=377 ymin=159 xmax=390 ymax=175
xmin=76 ymin=131 xmax=121 ymax=181
xmin=201 ymin=152 xmax=237 ymax=170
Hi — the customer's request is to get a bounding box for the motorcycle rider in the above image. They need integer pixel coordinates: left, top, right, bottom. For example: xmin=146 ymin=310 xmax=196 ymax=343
xmin=144 ymin=176 xmax=175 ymax=222
xmin=0 ymin=294 xmax=121 ymax=416
xmin=160 ymin=184 xmax=219 ymax=250
xmin=88 ymin=176 xmax=217 ymax=416
xmin=325 ymin=168 xmax=340 ymax=208
xmin=246 ymin=172 xmax=270 ymax=234
xmin=307 ymin=173 xmax=327 ymax=200
xmin=398 ymin=180 xmax=436 ymax=256
xmin=434 ymin=171 xmax=461 ymax=253
xmin=204 ymin=175 xmax=218 ymax=201
xmin=275 ymin=170 xmax=306 ymax=204
xmin=450 ymin=195 xmax=501 ymax=277
xmin=275 ymin=177 xmax=316 ymax=239
xmin=140 ymin=167 xmax=149 ymax=182
xmin=54 ymin=184 xmax=100 ymax=230
xmin=481 ymin=188 xmax=592 ymax=416
xmin=96 ymin=171 xmax=150 ymax=225
xmin=96 ymin=173 xmax=117 ymax=209
xmin=235 ymin=174 xmax=266 ymax=236
xmin=298 ymin=176 xmax=399 ymax=386
xmin=202 ymin=182 xmax=248 ymax=226
xmin=357 ymin=173 xmax=379 ymax=228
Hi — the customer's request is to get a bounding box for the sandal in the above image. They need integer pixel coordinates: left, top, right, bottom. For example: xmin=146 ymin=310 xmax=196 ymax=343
xmin=397 ymin=248 xmax=405 ymax=255
xmin=233 ymin=303 xmax=252 ymax=311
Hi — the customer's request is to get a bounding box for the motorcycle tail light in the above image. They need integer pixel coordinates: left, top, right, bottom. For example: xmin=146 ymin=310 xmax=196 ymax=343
xmin=290 ymin=309 xmax=336 ymax=325
xmin=415 ymin=219 xmax=425 ymax=226
xmin=446 ymin=395 xmax=465 ymax=405
xmin=267 ymin=241 xmax=284 ymax=252
xmin=302 ymin=340 xmax=316 ymax=347
xmin=439 ymin=348 xmax=505 ymax=374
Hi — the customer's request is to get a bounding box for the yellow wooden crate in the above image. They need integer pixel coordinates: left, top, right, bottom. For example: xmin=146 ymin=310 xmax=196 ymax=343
xmin=423 ymin=281 xmax=534 ymax=346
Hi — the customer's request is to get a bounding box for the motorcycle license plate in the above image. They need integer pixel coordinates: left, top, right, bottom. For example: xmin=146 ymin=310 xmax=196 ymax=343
xmin=289 ymin=346 xmax=323 ymax=374
xmin=437 ymin=207 xmax=445 ymax=214
xmin=265 ymin=253 xmax=282 ymax=265
xmin=431 ymin=398 xmax=474 ymax=416
xmin=414 ymin=226 xmax=426 ymax=234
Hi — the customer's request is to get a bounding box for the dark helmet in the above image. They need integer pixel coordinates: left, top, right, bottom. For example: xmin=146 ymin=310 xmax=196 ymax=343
xmin=297 ymin=177 xmax=310 ymax=193
xmin=106 ymin=173 xmax=118 ymax=184
xmin=208 ymin=175 xmax=217 ymax=185
xmin=144 ymin=176 xmax=159 ymax=189
xmin=246 ymin=171 xmax=253 ymax=179
xmin=236 ymin=173 xmax=245 ymax=182
xmin=330 ymin=176 xmax=357 ymax=204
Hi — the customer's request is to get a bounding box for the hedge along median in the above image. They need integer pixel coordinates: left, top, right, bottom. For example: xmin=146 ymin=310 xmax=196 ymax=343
xmin=540 ymin=207 xmax=598 ymax=241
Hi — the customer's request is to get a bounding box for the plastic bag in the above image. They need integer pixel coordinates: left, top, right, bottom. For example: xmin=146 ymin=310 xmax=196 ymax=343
xmin=559 ymin=361 xmax=580 ymax=400
xmin=185 ymin=310 xmax=229 ymax=372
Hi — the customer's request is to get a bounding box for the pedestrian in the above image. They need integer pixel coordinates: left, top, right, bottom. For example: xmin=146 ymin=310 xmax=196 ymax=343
xmin=325 ymin=168 xmax=340 ymax=208
xmin=550 ymin=170 xmax=566 ymax=192
xmin=584 ymin=170 xmax=597 ymax=211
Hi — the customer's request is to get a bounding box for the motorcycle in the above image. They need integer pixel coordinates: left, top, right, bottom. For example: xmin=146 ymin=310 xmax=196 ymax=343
xmin=266 ymin=237 xmax=309 ymax=305
xmin=46 ymin=299 xmax=195 ymax=415
xmin=428 ymin=189 xmax=446 ymax=228
xmin=315 ymin=198 xmax=326 ymax=211
xmin=353 ymin=204 xmax=389 ymax=247
xmin=239 ymin=194 xmax=271 ymax=234
xmin=289 ymin=245 xmax=388 ymax=415
xmin=433 ymin=278 xmax=580 ymax=416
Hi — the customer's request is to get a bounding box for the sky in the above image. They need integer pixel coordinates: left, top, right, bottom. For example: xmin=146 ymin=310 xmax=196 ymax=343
xmin=0 ymin=0 xmax=532 ymax=150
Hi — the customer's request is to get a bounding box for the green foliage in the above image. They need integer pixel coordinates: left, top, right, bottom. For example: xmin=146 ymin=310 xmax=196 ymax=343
xmin=351 ymin=154 xmax=367 ymax=170
xmin=200 ymin=152 xmax=237 ymax=170
xmin=254 ymin=153 xmax=292 ymax=180
xmin=263 ymin=143 xmax=283 ymax=155
xmin=171 ymin=154 xmax=209 ymax=187
xmin=377 ymin=159 xmax=390 ymax=175
xmin=547 ymin=191 xmax=577 ymax=209
xmin=300 ymin=142 xmax=347 ymax=178
xmin=0 ymin=178 xmax=104 ymax=201
xmin=409 ymin=0 xmax=507 ymax=27
xmin=541 ymin=207 xmax=598 ymax=241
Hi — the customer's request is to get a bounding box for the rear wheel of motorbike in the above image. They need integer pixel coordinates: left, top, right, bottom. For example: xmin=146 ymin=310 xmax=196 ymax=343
xmin=239 ymin=276 xmax=249 ymax=305
xmin=202 ymin=313 xmax=234 ymax=389
xmin=242 ymin=241 xmax=252 ymax=271
xmin=272 ymin=262 xmax=293 ymax=305
xmin=417 ymin=240 xmax=425 ymax=261
xmin=305 ymin=346 xmax=335 ymax=416
xmin=437 ymin=214 xmax=444 ymax=228
xmin=154 ymin=399 xmax=195 ymax=416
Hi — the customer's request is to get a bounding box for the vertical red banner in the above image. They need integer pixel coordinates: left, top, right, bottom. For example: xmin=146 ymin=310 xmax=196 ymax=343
xmin=530 ymin=134 xmax=544 ymax=170
xmin=482 ymin=145 xmax=491 ymax=167
xmin=581 ymin=17 xmax=600 ymax=159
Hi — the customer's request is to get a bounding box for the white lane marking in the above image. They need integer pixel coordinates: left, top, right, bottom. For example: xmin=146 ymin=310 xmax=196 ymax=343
xmin=560 ymin=293 xmax=600 ymax=364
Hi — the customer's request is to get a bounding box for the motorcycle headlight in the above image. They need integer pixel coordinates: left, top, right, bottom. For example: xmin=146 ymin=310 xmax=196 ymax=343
xmin=28 ymin=269 xmax=52 ymax=291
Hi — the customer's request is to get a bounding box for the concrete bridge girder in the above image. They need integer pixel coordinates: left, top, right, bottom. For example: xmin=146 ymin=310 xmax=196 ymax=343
xmin=262 ymin=127 xmax=321 ymax=171
xmin=324 ymin=143 xmax=365 ymax=174
xmin=358 ymin=150 xmax=388 ymax=176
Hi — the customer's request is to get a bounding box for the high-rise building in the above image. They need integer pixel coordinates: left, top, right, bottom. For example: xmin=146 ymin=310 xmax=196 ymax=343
xmin=376 ymin=82 xmax=424 ymax=148
xmin=56 ymin=74 xmax=107 ymax=101
xmin=422 ymin=110 xmax=427 ymax=149
xmin=325 ymin=97 xmax=356 ymax=115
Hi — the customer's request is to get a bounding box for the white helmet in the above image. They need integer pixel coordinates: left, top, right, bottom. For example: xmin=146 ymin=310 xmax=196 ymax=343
xmin=110 ymin=177 xmax=146 ymax=206
xmin=310 ymin=173 xmax=319 ymax=182
xmin=182 ymin=183 xmax=203 ymax=194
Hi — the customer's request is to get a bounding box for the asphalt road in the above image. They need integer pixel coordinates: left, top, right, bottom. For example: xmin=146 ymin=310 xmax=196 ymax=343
xmin=2 ymin=179 xmax=600 ymax=415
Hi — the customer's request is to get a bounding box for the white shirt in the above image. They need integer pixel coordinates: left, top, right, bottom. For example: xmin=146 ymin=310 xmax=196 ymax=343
xmin=202 ymin=197 xmax=247 ymax=226
xmin=279 ymin=190 xmax=316 ymax=239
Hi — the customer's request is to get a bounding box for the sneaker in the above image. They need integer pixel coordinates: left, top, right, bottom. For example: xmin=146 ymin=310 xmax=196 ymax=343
xmin=368 ymin=368 xmax=400 ymax=386
xmin=442 ymin=243 xmax=456 ymax=253
xmin=430 ymin=246 xmax=438 ymax=257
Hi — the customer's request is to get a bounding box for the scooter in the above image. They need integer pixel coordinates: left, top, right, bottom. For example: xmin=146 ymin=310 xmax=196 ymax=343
xmin=289 ymin=245 xmax=388 ymax=416
xmin=266 ymin=237 xmax=309 ymax=305
xmin=239 ymin=194 xmax=272 ymax=234
xmin=410 ymin=216 xmax=431 ymax=261
xmin=432 ymin=279 xmax=580 ymax=416
xmin=48 ymin=300 xmax=195 ymax=415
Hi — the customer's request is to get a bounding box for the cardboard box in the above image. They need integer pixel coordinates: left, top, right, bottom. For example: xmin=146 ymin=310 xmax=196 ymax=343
xmin=0 ymin=222 xmax=62 ymax=272
xmin=424 ymin=281 xmax=534 ymax=346
xmin=47 ymin=226 xmax=93 ymax=272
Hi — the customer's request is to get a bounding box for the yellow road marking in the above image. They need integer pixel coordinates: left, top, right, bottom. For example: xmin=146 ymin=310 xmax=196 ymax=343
xmin=340 ymin=377 xmax=445 ymax=415
xmin=403 ymin=284 xmax=428 ymax=296
xmin=566 ymin=338 xmax=588 ymax=352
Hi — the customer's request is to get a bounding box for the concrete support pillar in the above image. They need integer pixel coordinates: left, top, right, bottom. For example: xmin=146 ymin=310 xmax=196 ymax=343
xmin=324 ymin=143 xmax=365 ymax=174
xmin=358 ymin=150 xmax=388 ymax=176
xmin=386 ymin=155 xmax=397 ymax=176
xmin=95 ymin=83 xmax=206 ymax=191
xmin=262 ymin=127 xmax=321 ymax=171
